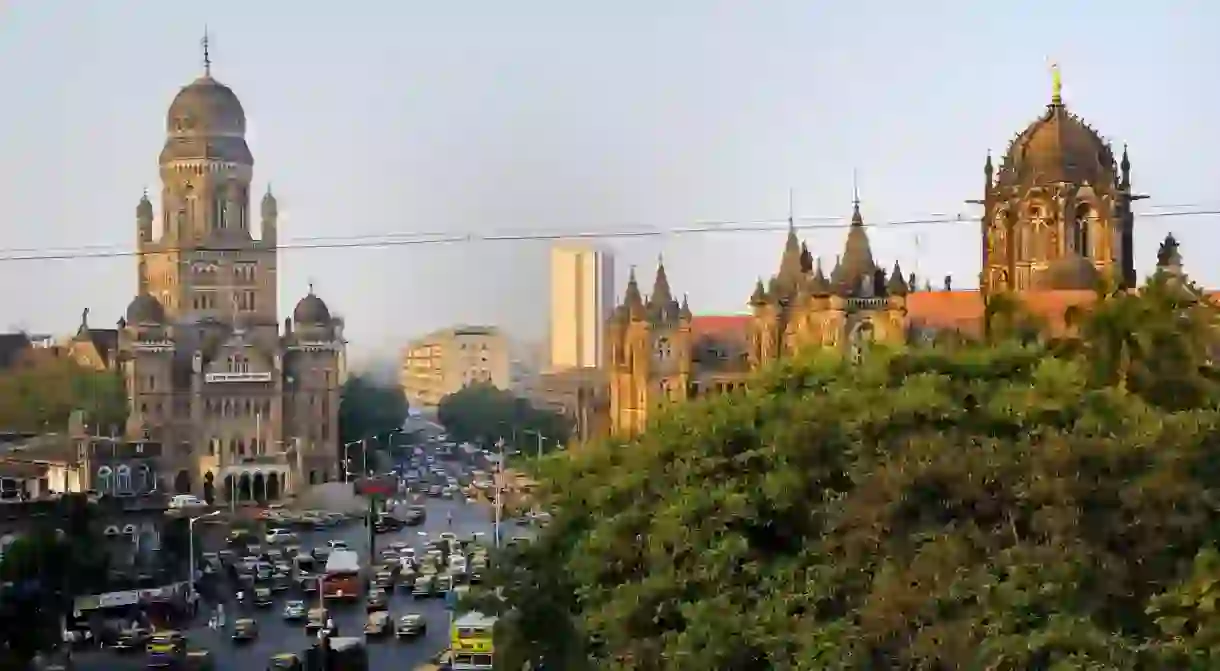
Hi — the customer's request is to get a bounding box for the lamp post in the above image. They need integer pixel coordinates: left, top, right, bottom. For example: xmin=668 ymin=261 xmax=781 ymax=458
xmin=188 ymin=510 xmax=221 ymax=602
xmin=493 ymin=438 xmax=505 ymax=549
xmin=523 ymin=430 xmax=545 ymax=460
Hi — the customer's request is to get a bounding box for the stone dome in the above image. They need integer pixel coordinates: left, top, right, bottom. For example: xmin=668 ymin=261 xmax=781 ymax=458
xmin=159 ymin=75 xmax=253 ymax=165
xmin=1036 ymin=254 xmax=1100 ymax=291
xmin=125 ymin=293 xmax=166 ymax=325
xmin=293 ymin=292 xmax=331 ymax=325
xmin=997 ymin=88 xmax=1116 ymax=189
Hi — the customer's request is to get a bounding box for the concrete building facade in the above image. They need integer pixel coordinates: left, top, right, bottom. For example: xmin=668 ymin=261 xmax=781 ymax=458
xmin=400 ymin=326 xmax=510 ymax=409
xmin=549 ymin=246 xmax=615 ymax=370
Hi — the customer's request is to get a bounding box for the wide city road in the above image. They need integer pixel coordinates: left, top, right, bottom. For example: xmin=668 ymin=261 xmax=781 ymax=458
xmin=75 ymin=494 xmax=529 ymax=670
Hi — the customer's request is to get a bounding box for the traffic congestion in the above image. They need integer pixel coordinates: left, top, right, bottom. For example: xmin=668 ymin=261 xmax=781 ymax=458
xmin=70 ymin=434 xmax=533 ymax=671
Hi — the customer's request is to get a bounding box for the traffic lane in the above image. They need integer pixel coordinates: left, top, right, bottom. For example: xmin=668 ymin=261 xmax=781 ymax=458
xmin=287 ymin=497 xmax=521 ymax=560
xmin=72 ymin=595 xmax=446 ymax=670
xmin=73 ymin=498 xmax=518 ymax=670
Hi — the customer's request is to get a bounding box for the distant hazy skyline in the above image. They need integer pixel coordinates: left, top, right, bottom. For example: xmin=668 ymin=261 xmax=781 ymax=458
xmin=2 ymin=2 xmax=1218 ymax=362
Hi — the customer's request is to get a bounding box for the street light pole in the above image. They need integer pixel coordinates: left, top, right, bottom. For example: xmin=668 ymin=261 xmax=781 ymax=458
xmin=188 ymin=510 xmax=221 ymax=603
xmin=493 ymin=438 xmax=505 ymax=549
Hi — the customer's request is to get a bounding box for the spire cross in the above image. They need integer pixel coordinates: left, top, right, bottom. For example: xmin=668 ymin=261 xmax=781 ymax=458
xmin=202 ymin=26 xmax=212 ymax=76
xmin=851 ymin=169 xmax=861 ymax=208
xmin=307 ymin=279 xmax=315 ymax=295
xmin=787 ymin=187 xmax=795 ymax=227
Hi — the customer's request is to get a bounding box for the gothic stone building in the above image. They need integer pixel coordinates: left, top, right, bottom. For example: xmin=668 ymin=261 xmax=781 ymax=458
xmin=116 ymin=60 xmax=345 ymax=502
xmin=606 ymin=74 xmax=1151 ymax=437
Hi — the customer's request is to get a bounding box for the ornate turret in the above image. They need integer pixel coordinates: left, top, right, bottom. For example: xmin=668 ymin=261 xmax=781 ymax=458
xmin=799 ymin=241 xmax=814 ymax=274
xmin=809 ymin=259 xmax=830 ymax=296
xmin=776 ymin=223 xmax=804 ymax=290
xmin=647 ymin=256 xmax=681 ymax=322
xmin=136 ymin=191 xmax=154 ymax=243
xmin=750 ymin=278 xmax=767 ymax=305
xmin=833 ymin=197 xmax=877 ymax=293
xmin=1156 ymin=233 xmax=1183 ymax=275
xmin=261 ymin=186 xmax=278 ymax=245
xmin=886 ymin=261 xmax=908 ymax=296
xmin=623 ymin=267 xmax=645 ymax=320
xmin=679 ymin=295 xmax=692 ymax=321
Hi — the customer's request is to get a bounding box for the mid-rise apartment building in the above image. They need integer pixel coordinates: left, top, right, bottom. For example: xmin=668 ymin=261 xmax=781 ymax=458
xmin=549 ymin=245 xmax=615 ymax=370
xmin=400 ymin=326 xmax=510 ymax=409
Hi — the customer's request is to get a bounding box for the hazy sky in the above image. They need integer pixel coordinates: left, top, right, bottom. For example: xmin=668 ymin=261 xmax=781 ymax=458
xmin=1 ymin=2 xmax=1217 ymax=361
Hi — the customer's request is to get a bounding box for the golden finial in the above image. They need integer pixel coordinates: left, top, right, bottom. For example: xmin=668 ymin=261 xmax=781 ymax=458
xmin=201 ymin=26 xmax=212 ymax=76
xmin=1051 ymin=62 xmax=1062 ymax=105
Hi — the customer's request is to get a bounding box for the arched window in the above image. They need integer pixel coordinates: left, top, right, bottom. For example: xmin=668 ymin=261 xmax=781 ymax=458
xmin=137 ymin=464 xmax=152 ymax=492
xmin=1073 ymin=204 xmax=1093 ymax=257
xmin=116 ymin=465 xmax=132 ymax=493
xmin=655 ymin=337 xmax=672 ymax=360
xmin=96 ymin=466 xmax=113 ymax=494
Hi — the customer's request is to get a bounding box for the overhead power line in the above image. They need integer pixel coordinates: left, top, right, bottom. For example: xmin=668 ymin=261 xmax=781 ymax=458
xmin=0 ymin=206 xmax=1217 ymax=263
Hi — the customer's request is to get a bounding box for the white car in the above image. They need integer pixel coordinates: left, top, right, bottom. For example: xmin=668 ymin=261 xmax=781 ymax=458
xmin=168 ymin=494 xmax=206 ymax=509
xmin=265 ymin=529 xmax=295 ymax=545
xmin=327 ymin=540 xmax=349 ymax=551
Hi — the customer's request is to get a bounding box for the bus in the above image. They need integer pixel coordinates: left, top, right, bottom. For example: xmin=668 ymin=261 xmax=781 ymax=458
xmin=451 ymin=611 xmax=497 ymax=670
xmin=321 ymin=550 xmax=361 ymax=601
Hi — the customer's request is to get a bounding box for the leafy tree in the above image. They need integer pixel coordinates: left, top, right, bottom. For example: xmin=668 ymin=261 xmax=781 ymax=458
xmin=0 ymin=354 xmax=127 ymax=433
xmin=0 ymin=495 xmax=109 ymax=664
xmin=491 ymin=281 xmax=1220 ymax=669
xmin=338 ymin=374 xmax=409 ymax=467
xmin=438 ymin=383 xmax=571 ymax=454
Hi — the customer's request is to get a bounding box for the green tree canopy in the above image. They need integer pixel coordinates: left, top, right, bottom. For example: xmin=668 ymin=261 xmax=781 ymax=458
xmin=338 ymin=374 xmax=409 ymax=445
xmin=437 ymin=383 xmax=571 ymax=454
xmin=492 ymin=277 xmax=1220 ymax=670
xmin=0 ymin=354 xmax=127 ymax=433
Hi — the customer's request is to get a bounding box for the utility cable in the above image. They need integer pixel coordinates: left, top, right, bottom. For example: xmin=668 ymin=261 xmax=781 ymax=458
xmin=0 ymin=207 xmax=1217 ymax=263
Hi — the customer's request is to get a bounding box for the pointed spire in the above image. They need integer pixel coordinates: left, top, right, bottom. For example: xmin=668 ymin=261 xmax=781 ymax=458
xmin=851 ymin=169 xmax=863 ymax=226
xmin=810 ymin=258 xmax=830 ymax=296
xmin=1157 ymin=233 xmax=1182 ymax=272
xmin=887 ymin=261 xmax=908 ymax=296
xmin=799 ymin=241 xmax=813 ymax=274
xmin=649 ymin=253 xmax=673 ymax=308
xmin=838 ymin=186 xmax=877 ymax=288
xmin=136 ymin=190 xmax=153 ymax=220
xmin=984 ymin=150 xmax=993 ymax=186
xmin=201 ymin=26 xmax=212 ymax=77
xmin=750 ymin=277 xmax=767 ymax=305
xmin=778 ymin=213 xmax=803 ymax=283
xmin=624 ymin=267 xmax=645 ymax=318
xmin=261 ymin=185 xmax=278 ymax=219
xmin=1050 ymin=62 xmax=1062 ymax=106
xmin=679 ymin=294 xmax=692 ymax=321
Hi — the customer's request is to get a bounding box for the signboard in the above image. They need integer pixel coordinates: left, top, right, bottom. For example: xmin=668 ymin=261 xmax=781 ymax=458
xmin=354 ymin=476 xmax=394 ymax=497
xmin=98 ymin=590 xmax=140 ymax=608
xmin=452 ymin=637 xmax=494 ymax=654
xmin=205 ymin=372 xmax=272 ymax=383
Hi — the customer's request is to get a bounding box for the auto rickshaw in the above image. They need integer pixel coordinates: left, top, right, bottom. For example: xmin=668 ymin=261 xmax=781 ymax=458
xmin=267 ymin=652 xmax=303 ymax=670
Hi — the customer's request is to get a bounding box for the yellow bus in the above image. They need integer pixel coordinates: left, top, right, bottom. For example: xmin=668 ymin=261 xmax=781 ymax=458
xmin=451 ymin=611 xmax=497 ymax=670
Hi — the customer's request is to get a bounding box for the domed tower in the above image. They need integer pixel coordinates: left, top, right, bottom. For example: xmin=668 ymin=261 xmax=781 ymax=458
xmin=141 ymin=36 xmax=278 ymax=325
xmin=980 ymin=66 xmax=1138 ymax=293
xmin=282 ymin=286 xmax=345 ymax=485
